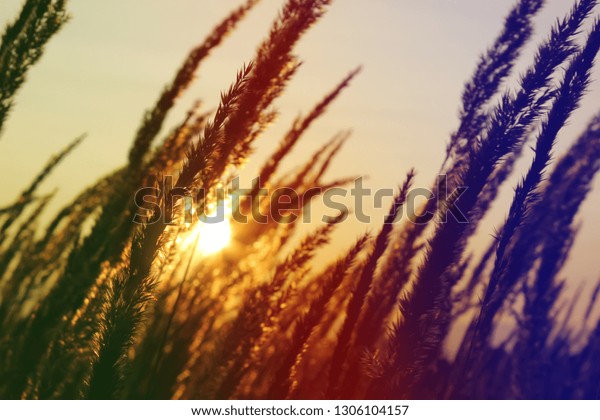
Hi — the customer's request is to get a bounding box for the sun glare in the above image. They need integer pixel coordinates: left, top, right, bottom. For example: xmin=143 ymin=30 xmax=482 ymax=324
xmin=180 ymin=200 xmax=233 ymax=256
xmin=195 ymin=217 xmax=232 ymax=255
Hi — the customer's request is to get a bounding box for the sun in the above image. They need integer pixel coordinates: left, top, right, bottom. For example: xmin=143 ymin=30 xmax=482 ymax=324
xmin=195 ymin=216 xmax=232 ymax=255
xmin=180 ymin=200 xmax=233 ymax=256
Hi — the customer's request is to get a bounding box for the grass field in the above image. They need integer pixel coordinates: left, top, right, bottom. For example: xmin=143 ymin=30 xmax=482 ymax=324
xmin=1 ymin=0 xmax=600 ymax=399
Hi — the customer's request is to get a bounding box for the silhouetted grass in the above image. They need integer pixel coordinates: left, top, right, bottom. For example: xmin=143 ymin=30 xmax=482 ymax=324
xmin=0 ymin=0 xmax=600 ymax=400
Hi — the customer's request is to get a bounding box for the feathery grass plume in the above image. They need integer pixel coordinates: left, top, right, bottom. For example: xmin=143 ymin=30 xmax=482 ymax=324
xmin=513 ymin=108 xmax=600 ymax=398
xmin=127 ymin=0 xmax=259 ymax=171
xmin=398 ymin=0 xmax=545 ymax=240
xmin=369 ymin=0 xmax=545 ymax=329
xmin=326 ymin=170 xmax=415 ymax=398
xmin=367 ymin=1 xmax=597 ymax=399
xmin=367 ymin=0 xmax=547 ymax=357
xmin=86 ymin=204 xmax=168 ymax=399
xmin=253 ymin=67 xmax=361 ymax=194
xmin=210 ymin=0 xmax=333 ymax=184
xmin=173 ymin=63 xmax=253 ymax=190
xmin=435 ymin=0 xmax=546 ymax=242
xmin=454 ymin=109 xmax=600 ymax=399
xmin=453 ymin=0 xmax=597 ymax=219
xmin=0 ymin=0 xmax=69 ymax=135
xmin=0 ymin=135 xmax=83 ymax=244
xmin=452 ymin=0 xmax=598 ymax=230
xmin=444 ymin=0 xmax=545 ymax=167
xmin=472 ymin=23 xmax=600 ymax=366
xmin=85 ymin=63 xmax=255 ymax=399
xmin=148 ymin=101 xmax=209 ymax=175
xmin=494 ymin=20 xmax=600 ymax=292
xmin=266 ymin=235 xmax=369 ymax=399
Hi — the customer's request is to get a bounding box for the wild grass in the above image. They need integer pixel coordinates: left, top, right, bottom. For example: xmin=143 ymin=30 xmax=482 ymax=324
xmin=1 ymin=0 xmax=600 ymax=399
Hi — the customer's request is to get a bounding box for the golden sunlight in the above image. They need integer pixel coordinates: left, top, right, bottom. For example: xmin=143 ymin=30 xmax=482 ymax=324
xmin=194 ymin=216 xmax=232 ymax=255
xmin=181 ymin=200 xmax=233 ymax=256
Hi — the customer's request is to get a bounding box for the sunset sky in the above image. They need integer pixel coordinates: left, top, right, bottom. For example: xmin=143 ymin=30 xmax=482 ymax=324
xmin=1 ymin=0 xmax=599 ymax=296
